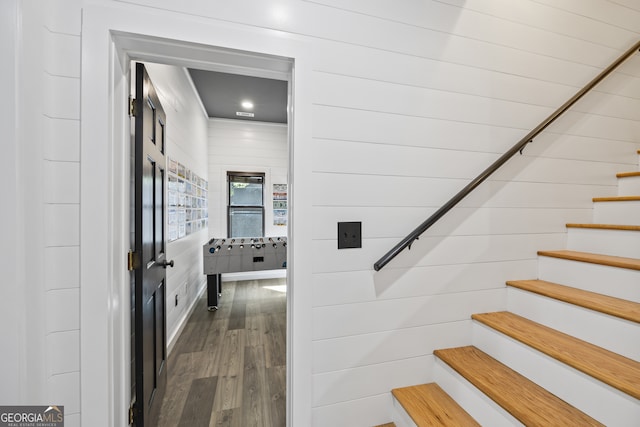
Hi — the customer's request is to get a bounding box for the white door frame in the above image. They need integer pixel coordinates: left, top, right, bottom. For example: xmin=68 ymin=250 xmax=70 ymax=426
xmin=80 ymin=5 xmax=313 ymax=426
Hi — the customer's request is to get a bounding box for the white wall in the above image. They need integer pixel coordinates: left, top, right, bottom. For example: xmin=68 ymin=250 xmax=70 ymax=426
xmin=8 ymin=1 xmax=640 ymax=426
xmin=306 ymin=3 xmax=640 ymax=423
xmin=1 ymin=1 xmax=83 ymax=425
xmin=0 ymin=0 xmax=21 ymax=403
xmin=143 ymin=63 xmax=210 ymax=349
xmin=207 ymin=118 xmax=288 ymax=239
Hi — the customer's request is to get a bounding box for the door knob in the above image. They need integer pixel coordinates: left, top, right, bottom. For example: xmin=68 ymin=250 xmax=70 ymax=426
xmin=162 ymin=259 xmax=175 ymax=268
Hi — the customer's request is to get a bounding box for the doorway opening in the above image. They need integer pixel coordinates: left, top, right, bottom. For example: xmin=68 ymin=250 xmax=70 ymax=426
xmin=123 ymin=36 xmax=292 ymax=427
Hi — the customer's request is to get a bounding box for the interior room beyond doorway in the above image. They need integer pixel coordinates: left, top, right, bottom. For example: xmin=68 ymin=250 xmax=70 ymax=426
xmin=130 ymin=42 xmax=291 ymax=427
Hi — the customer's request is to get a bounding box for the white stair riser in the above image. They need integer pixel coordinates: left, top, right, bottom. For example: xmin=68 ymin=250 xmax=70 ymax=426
xmin=566 ymin=227 xmax=640 ymax=259
xmin=593 ymin=200 xmax=640 ymax=225
xmin=618 ymin=176 xmax=640 ymax=196
xmin=538 ymin=256 xmax=640 ymax=302
xmin=433 ymin=358 xmax=523 ymax=427
xmin=391 ymin=396 xmax=418 ymax=427
xmin=507 ymin=287 xmax=640 ymax=361
xmin=472 ymin=322 xmax=640 ymax=427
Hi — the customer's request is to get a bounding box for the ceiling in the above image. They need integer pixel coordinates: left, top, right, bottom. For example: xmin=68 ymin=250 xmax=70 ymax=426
xmin=188 ymin=69 xmax=289 ymax=124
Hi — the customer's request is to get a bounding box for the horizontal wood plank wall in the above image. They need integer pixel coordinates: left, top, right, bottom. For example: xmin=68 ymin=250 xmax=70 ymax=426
xmin=206 ymin=119 xmax=288 ymax=238
xmin=305 ymin=0 xmax=640 ymax=423
xmin=40 ymin=2 xmax=82 ymax=424
xmin=304 ymin=1 xmax=639 ymax=423
xmin=121 ymin=0 xmax=640 ymax=424
xmin=144 ymin=63 xmax=210 ymax=347
xmin=0 ymin=0 xmax=20 ymax=405
xmin=34 ymin=0 xmax=640 ymax=425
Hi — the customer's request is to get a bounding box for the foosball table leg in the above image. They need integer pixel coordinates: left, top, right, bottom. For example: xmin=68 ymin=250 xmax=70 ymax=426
xmin=207 ymin=274 xmax=221 ymax=311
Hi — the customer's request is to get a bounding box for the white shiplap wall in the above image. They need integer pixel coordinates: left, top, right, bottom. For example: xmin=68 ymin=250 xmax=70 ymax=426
xmin=306 ymin=2 xmax=639 ymax=424
xmin=207 ymin=118 xmax=289 ymax=239
xmin=143 ymin=63 xmax=210 ymax=349
xmin=7 ymin=0 xmax=640 ymax=426
xmin=0 ymin=0 xmax=20 ymax=404
xmin=1 ymin=0 xmax=85 ymax=424
xmin=42 ymin=1 xmax=82 ymax=424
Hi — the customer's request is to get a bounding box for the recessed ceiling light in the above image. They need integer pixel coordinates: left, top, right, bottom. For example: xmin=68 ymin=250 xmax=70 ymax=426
xmin=241 ymin=100 xmax=254 ymax=110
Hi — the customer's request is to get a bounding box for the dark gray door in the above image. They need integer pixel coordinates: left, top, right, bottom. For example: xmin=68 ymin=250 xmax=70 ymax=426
xmin=133 ymin=62 xmax=170 ymax=427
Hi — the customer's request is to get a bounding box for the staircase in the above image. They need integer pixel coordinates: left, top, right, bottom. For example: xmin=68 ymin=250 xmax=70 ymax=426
xmin=388 ymin=150 xmax=640 ymax=426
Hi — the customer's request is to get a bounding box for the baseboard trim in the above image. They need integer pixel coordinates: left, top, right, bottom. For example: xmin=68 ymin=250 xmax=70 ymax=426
xmin=222 ymin=269 xmax=287 ymax=282
xmin=167 ymin=278 xmax=207 ymax=355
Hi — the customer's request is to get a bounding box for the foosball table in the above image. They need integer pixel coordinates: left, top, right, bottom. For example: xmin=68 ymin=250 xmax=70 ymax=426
xmin=202 ymin=236 xmax=287 ymax=310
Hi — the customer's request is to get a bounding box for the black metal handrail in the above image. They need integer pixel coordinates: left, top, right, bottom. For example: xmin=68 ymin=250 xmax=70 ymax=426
xmin=374 ymin=39 xmax=640 ymax=272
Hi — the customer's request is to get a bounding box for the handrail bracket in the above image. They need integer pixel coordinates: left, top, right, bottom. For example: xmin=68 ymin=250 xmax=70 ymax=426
xmin=519 ymin=139 xmax=533 ymax=155
xmin=407 ymin=236 xmax=419 ymax=250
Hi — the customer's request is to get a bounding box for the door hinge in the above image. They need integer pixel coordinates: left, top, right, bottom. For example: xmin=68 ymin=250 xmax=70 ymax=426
xmin=128 ymin=403 xmax=135 ymax=425
xmin=128 ymin=96 xmax=136 ymax=117
xmin=128 ymin=250 xmax=137 ymax=271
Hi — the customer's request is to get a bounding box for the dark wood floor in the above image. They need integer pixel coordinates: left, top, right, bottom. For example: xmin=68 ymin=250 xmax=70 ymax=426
xmin=158 ymin=278 xmax=287 ymax=427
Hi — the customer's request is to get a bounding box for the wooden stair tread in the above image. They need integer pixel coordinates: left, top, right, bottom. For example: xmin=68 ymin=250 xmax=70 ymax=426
xmin=566 ymin=223 xmax=640 ymax=231
xmin=472 ymin=312 xmax=640 ymax=399
xmin=617 ymin=171 xmax=640 ymax=178
xmin=391 ymin=383 xmax=479 ymax=427
xmin=537 ymin=249 xmax=640 ymax=271
xmin=434 ymin=346 xmax=603 ymax=427
xmin=507 ymin=279 xmax=640 ymax=323
xmin=593 ymin=196 xmax=640 ymax=202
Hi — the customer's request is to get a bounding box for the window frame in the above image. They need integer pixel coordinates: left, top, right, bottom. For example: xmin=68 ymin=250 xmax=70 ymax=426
xmin=227 ymin=171 xmax=265 ymax=237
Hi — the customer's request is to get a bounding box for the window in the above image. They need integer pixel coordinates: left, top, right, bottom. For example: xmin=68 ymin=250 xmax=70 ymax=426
xmin=227 ymin=172 xmax=265 ymax=237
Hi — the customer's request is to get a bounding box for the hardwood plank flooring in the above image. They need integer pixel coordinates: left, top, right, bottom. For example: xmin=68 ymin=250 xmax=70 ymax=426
xmin=157 ymin=278 xmax=287 ymax=427
xmin=266 ymin=365 xmax=286 ymax=427
xmin=179 ymin=376 xmax=218 ymax=427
